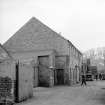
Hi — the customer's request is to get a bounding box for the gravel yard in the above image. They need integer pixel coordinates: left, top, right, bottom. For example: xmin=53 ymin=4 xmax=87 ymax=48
xmin=16 ymin=81 xmax=105 ymax=105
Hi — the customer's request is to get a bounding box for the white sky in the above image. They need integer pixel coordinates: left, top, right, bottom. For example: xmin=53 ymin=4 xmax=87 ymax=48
xmin=0 ymin=0 xmax=105 ymax=52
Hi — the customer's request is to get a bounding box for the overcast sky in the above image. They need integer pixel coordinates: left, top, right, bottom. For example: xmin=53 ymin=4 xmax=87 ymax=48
xmin=0 ymin=0 xmax=105 ymax=52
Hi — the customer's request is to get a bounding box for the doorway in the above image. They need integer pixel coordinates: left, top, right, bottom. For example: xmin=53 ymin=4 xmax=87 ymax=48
xmin=38 ymin=56 xmax=50 ymax=87
xmin=56 ymin=69 xmax=64 ymax=85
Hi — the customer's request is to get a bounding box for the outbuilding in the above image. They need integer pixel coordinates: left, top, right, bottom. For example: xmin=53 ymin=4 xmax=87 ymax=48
xmin=3 ymin=17 xmax=82 ymax=87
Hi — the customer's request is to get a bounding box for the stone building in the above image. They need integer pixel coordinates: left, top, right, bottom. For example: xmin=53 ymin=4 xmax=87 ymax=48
xmin=3 ymin=17 xmax=82 ymax=87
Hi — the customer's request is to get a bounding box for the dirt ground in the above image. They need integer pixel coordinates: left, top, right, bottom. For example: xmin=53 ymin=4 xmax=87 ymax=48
xmin=16 ymin=81 xmax=105 ymax=105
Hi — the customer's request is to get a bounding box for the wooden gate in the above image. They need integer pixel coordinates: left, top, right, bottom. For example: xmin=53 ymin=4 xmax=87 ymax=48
xmin=14 ymin=62 xmax=33 ymax=102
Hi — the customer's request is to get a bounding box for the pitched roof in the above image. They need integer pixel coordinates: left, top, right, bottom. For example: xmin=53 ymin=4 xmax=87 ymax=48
xmin=4 ymin=17 xmax=66 ymax=51
xmin=4 ymin=17 xmax=82 ymax=54
xmin=0 ymin=44 xmax=12 ymax=62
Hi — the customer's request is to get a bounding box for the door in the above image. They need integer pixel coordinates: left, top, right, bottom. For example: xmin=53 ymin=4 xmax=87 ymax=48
xmin=38 ymin=56 xmax=50 ymax=87
xmin=56 ymin=69 xmax=64 ymax=85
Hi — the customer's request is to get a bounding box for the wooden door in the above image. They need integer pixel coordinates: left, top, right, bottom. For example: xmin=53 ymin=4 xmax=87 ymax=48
xmin=38 ymin=56 xmax=50 ymax=87
xmin=56 ymin=69 xmax=64 ymax=85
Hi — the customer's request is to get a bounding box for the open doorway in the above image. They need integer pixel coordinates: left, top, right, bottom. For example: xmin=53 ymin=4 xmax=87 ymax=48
xmin=38 ymin=56 xmax=50 ymax=87
xmin=56 ymin=69 xmax=64 ymax=85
